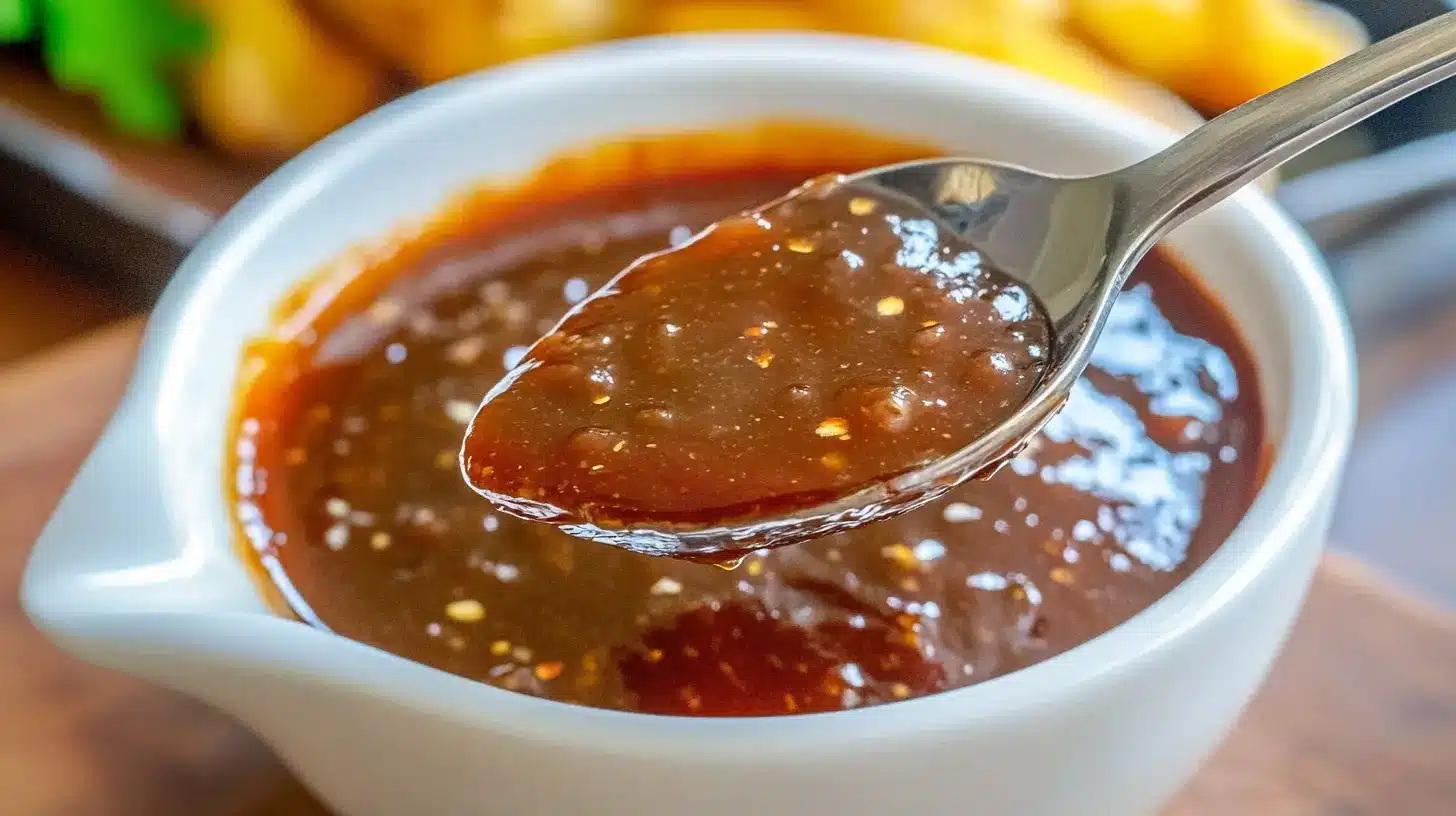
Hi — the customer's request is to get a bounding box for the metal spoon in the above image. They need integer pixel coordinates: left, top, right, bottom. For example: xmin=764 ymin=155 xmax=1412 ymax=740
xmin=537 ymin=12 xmax=1456 ymax=560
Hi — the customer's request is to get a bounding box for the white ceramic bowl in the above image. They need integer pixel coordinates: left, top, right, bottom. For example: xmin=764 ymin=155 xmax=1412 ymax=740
xmin=23 ymin=35 xmax=1355 ymax=816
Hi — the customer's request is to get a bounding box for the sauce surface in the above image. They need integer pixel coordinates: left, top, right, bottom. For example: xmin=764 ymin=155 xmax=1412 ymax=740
xmin=461 ymin=174 xmax=1050 ymax=538
xmin=230 ymin=128 xmax=1263 ymax=716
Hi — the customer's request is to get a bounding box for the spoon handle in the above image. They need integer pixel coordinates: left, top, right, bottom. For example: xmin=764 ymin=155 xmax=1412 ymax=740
xmin=1121 ymin=11 xmax=1456 ymax=252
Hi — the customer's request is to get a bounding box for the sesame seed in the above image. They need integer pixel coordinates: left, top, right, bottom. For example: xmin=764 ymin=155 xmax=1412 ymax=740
xmin=369 ymin=532 xmax=391 ymax=551
xmin=942 ymin=502 xmax=982 ymax=523
xmin=534 ymin=661 xmax=565 ymax=681
xmin=445 ymin=599 xmax=486 ymax=623
xmin=490 ymin=639 xmax=511 ymax=656
xmin=482 ymin=280 xmax=509 ymax=303
xmin=890 ymin=683 xmax=911 ymax=699
xmin=651 ymin=577 xmax=683 ymax=596
xmin=848 ymin=197 xmax=878 ymax=216
xmin=592 ymin=394 xmax=611 ymax=405
xmin=367 ymin=298 xmax=403 ymax=324
xmin=820 ymin=451 xmax=847 ymax=470
xmin=753 ymin=350 xmax=775 ymax=369
xmin=446 ymin=335 xmax=486 ymax=365
xmin=324 ymin=524 xmax=349 ymax=551
xmin=876 ymin=296 xmax=905 ymax=316
xmin=968 ymin=571 xmax=1009 ymax=591
xmin=786 ymin=236 xmax=817 ymax=253
xmin=512 ymin=645 xmax=534 ymax=662
xmin=913 ymin=539 xmax=946 ymax=561
xmin=325 ymin=498 xmax=350 ymax=518
xmin=444 ymin=399 xmax=476 ymax=425
xmin=815 ymin=417 xmax=849 ymax=437
xmin=880 ymin=543 xmax=919 ymax=570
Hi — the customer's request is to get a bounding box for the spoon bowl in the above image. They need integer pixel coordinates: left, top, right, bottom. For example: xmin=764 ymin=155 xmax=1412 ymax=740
xmin=488 ymin=160 xmax=1118 ymax=560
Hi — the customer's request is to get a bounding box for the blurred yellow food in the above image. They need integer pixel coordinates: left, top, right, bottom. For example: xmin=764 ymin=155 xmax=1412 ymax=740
xmin=649 ymin=1 xmax=821 ymax=32
xmin=823 ymin=0 xmax=1060 ymax=35
xmin=187 ymin=0 xmax=1363 ymax=158
xmin=896 ymin=2 xmax=1118 ymax=99
xmin=189 ymin=0 xmax=389 ymax=158
xmin=654 ymin=1 xmax=1115 ymax=98
xmin=310 ymin=0 xmax=635 ymax=83
xmin=1068 ymin=0 xmax=1358 ymax=113
xmin=1063 ymin=0 xmax=1203 ymax=80
xmin=1191 ymin=0 xmax=1357 ymax=111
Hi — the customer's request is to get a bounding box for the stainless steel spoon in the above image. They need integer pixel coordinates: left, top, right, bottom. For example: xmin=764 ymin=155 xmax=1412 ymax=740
xmin=532 ymin=12 xmax=1456 ymax=560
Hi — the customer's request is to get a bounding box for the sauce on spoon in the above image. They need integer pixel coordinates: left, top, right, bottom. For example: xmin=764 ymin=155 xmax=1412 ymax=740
xmin=461 ymin=174 xmax=1052 ymax=553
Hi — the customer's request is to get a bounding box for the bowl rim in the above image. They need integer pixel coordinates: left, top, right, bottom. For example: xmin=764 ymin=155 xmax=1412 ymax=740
xmin=35 ymin=33 xmax=1357 ymax=756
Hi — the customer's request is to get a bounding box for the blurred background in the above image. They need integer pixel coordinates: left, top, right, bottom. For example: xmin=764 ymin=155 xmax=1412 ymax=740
xmin=0 ymin=0 xmax=1453 ymax=604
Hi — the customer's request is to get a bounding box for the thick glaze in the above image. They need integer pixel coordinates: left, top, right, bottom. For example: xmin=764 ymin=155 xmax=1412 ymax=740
xmin=461 ymin=174 xmax=1050 ymax=540
xmin=230 ymin=128 xmax=1263 ymax=716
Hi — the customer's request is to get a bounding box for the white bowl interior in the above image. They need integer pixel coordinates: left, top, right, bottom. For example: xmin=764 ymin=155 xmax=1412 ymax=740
xmin=25 ymin=35 xmax=1352 ymax=748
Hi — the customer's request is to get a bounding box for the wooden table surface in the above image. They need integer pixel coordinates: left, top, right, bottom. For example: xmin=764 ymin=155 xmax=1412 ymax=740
xmin=2 ymin=320 xmax=1453 ymax=815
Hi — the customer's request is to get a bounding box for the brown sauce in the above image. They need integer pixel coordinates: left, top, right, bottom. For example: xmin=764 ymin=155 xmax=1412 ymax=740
xmin=461 ymin=173 xmax=1051 ymax=540
xmin=229 ymin=125 xmax=1264 ymax=716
